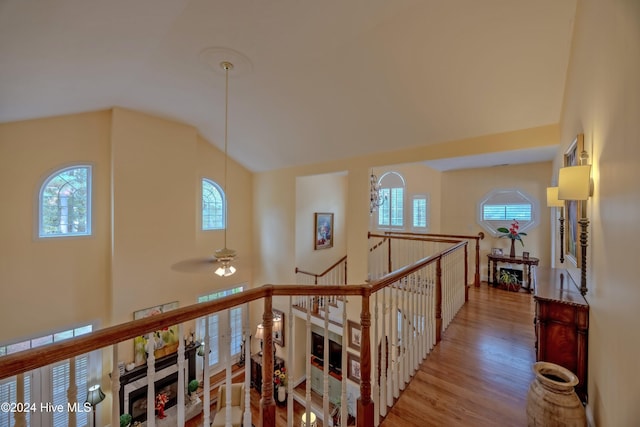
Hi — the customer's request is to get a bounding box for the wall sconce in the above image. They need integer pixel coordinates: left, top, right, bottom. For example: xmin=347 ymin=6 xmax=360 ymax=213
xmin=255 ymin=323 xmax=264 ymax=355
xmin=546 ymin=186 xmax=565 ymax=264
xmin=558 ymin=157 xmax=592 ymax=296
xmin=85 ymin=384 xmax=105 ymax=427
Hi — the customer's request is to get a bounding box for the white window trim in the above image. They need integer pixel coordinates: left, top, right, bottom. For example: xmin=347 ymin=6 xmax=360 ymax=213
xmin=201 ymin=178 xmax=226 ymax=231
xmin=477 ymin=188 xmax=539 ymax=236
xmin=196 ymin=285 xmax=245 ymax=374
xmin=411 ymin=194 xmax=429 ymax=231
xmin=377 ymin=171 xmax=406 ymax=231
xmin=38 ymin=164 xmax=92 ymax=239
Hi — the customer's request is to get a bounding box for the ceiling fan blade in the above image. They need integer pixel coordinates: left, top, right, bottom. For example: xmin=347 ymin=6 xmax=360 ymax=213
xmin=171 ymin=257 xmax=218 ymax=274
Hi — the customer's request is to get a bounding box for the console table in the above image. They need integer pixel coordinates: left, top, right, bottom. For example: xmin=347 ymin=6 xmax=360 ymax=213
xmin=487 ymin=253 xmax=539 ymax=291
xmin=534 ymin=268 xmax=589 ymax=402
xmin=250 ymin=353 xmax=284 ymax=392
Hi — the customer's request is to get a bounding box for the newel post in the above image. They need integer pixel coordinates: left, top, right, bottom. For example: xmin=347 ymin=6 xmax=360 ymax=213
xmin=260 ymin=292 xmax=276 ymax=427
xmin=435 ymin=258 xmax=443 ymax=343
xmin=358 ymin=289 xmax=374 ymax=427
xmin=474 ymin=232 xmax=484 ymax=287
xmin=464 ymin=244 xmax=469 ymax=301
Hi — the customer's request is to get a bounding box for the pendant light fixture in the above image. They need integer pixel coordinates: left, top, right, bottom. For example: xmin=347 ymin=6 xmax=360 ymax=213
xmin=214 ymin=61 xmax=237 ymax=277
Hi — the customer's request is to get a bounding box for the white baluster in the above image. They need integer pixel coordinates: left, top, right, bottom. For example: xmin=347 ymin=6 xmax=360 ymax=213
xmin=177 ymin=324 xmax=185 ymax=426
xmin=112 ymin=345 xmax=121 ymax=427
xmin=341 ymin=293 xmax=347 ymax=427
xmin=146 ymin=334 xmax=156 ymax=427
xmin=203 ymin=318 xmax=211 ymax=427
xmin=68 ymin=356 xmax=77 ymax=427
xmin=225 ymin=312 xmax=232 ymax=427
xmin=373 ymin=290 xmax=380 ymax=426
xmin=287 ymin=296 xmax=294 ymax=427
xmin=305 ymin=296 xmax=312 ymax=425
xmin=14 ymin=373 xmax=26 ymax=427
xmin=380 ymin=287 xmax=387 ymax=416
xmin=323 ymin=298 xmax=330 ymax=423
xmin=244 ymin=303 xmax=251 ymax=427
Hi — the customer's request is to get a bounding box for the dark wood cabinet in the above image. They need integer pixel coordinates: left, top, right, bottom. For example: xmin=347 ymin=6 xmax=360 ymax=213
xmin=250 ymin=353 xmax=284 ymax=392
xmin=534 ymin=268 xmax=589 ymax=402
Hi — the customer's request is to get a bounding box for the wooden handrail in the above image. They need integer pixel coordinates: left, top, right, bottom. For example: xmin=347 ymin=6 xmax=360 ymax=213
xmin=295 ymin=255 xmax=347 ymax=278
xmin=369 ymin=231 xmax=484 ymax=287
xmin=0 ymin=240 xmax=469 ymax=427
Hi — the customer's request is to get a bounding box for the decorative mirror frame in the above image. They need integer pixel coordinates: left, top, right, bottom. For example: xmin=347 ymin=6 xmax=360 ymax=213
xmin=563 ymin=134 xmax=584 ymax=268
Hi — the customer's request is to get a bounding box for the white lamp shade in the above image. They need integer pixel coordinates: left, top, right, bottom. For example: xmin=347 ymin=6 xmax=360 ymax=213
xmin=546 ymin=187 xmax=564 ymax=207
xmin=558 ymin=165 xmax=591 ymax=201
xmin=301 ymin=412 xmax=317 ymax=427
xmin=215 ymin=262 xmax=236 ymax=277
xmin=255 ymin=324 xmax=264 ymax=340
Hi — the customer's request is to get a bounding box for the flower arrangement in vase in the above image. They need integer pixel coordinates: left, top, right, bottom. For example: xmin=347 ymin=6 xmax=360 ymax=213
xmin=274 ymin=368 xmax=287 ymax=403
xmin=497 ymin=219 xmax=527 ymax=257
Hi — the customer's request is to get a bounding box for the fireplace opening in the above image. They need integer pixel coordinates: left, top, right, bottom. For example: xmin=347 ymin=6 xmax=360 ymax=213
xmin=128 ymin=372 xmax=179 ymax=423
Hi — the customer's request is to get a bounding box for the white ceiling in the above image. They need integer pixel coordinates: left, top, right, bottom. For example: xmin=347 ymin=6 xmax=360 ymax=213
xmin=0 ymin=0 xmax=576 ymax=172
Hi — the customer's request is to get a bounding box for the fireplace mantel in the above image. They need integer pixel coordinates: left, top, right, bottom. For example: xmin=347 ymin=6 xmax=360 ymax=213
xmin=118 ymin=342 xmax=199 ymax=417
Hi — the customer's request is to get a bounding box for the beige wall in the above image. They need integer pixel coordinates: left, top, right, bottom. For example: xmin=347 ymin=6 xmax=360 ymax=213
xmin=295 ymin=172 xmax=348 ymax=274
xmin=441 ymin=162 xmax=553 ymax=280
xmin=556 ymin=0 xmax=640 ymax=425
xmin=0 ymin=108 xmax=255 ymax=363
xmin=0 ymin=111 xmax=112 ymax=342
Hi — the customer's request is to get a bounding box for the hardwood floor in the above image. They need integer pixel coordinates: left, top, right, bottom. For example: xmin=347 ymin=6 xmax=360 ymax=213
xmin=187 ymin=284 xmax=535 ymax=427
xmin=381 ymin=284 xmax=535 ymax=427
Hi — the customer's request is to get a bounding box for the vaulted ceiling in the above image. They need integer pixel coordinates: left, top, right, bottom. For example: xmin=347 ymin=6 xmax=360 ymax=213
xmin=0 ymin=0 xmax=577 ymax=172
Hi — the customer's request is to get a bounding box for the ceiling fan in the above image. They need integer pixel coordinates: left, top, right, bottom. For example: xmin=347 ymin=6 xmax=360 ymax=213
xmin=173 ymin=53 xmax=244 ymax=277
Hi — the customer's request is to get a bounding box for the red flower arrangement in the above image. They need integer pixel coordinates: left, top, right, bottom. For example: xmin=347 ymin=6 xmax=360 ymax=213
xmin=497 ymin=219 xmax=527 ymax=246
xmin=155 ymin=392 xmax=169 ymax=419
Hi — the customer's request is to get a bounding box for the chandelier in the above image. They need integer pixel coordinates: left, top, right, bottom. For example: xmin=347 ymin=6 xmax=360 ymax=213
xmin=214 ymin=61 xmax=237 ymax=277
xmin=370 ymin=171 xmax=386 ymax=214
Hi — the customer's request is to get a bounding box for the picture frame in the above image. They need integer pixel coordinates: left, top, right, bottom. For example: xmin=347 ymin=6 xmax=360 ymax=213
xmin=273 ymin=309 xmax=285 ymax=347
xmin=491 ymin=247 xmax=503 ymax=256
xmin=347 ymin=352 xmax=361 ymax=384
xmin=563 ymin=134 xmax=584 ymax=268
xmin=522 ymin=251 xmax=530 ymax=260
xmin=133 ymin=301 xmax=179 ymax=366
xmin=347 ymin=320 xmax=361 ymax=351
xmin=314 ymin=212 xmax=334 ymax=250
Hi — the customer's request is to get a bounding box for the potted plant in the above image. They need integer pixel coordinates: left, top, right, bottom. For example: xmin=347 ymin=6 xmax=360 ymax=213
xmin=499 ymin=269 xmax=521 ymax=292
xmin=120 ymin=413 xmax=132 ymax=427
xmin=188 ymin=379 xmax=200 ymax=404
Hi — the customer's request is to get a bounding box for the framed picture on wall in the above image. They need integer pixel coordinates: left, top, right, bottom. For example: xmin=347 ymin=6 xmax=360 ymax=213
xmin=347 ymin=320 xmax=361 ymax=351
xmin=314 ymin=212 xmax=334 ymax=250
xmin=563 ymin=134 xmax=584 ymax=267
xmin=347 ymin=352 xmax=361 ymax=384
xmin=133 ymin=301 xmax=179 ymax=366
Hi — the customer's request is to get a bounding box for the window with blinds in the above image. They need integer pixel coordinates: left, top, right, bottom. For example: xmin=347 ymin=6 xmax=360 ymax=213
xmin=0 ymin=325 xmax=96 ymax=427
xmin=0 ymin=375 xmax=31 ymax=427
xmin=412 ymin=196 xmax=428 ymax=229
xmin=51 ymin=357 xmax=89 ymax=427
xmin=377 ymin=172 xmax=405 ymax=229
xmin=197 ymin=286 xmax=244 ymax=369
xmin=478 ymin=189 xmax=539 ymax=236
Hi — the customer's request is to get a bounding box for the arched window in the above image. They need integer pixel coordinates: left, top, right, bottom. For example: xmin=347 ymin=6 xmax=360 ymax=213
xmin=39 ymin=165 xmax=92 ymax=238
xmin=202 ymin=178 xmax=225 ymax=230
xmin=378 ymin=172 xmax=405 ymax=229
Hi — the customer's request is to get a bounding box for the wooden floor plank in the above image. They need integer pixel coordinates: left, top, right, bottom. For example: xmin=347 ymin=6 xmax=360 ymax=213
xmin=380 ymin=284 xmax=535 ymax=427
